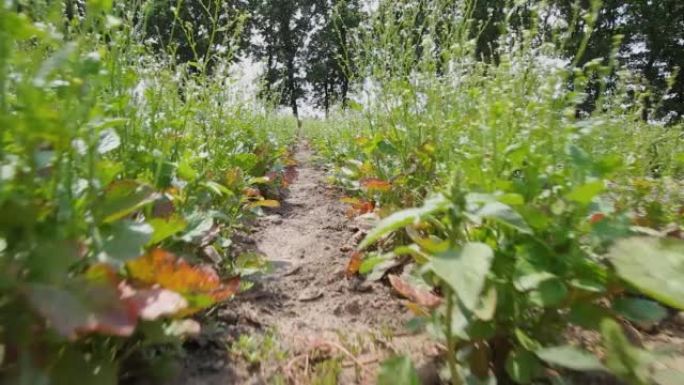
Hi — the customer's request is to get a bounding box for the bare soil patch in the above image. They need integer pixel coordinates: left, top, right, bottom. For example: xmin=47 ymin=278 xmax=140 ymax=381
xmin=171 ymin=142 xmax=438 ymax=385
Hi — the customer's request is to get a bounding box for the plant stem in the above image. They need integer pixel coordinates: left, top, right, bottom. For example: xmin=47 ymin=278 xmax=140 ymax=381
xmin=445 ymin=288 xmax=463 ymax=385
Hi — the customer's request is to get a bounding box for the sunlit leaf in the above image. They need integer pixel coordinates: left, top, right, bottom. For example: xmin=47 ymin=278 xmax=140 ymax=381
xmin=476 ymin=201 xmax=533 ymax=234
xmin=536 ymin=346 xmax=605 ymax=371
xmin=100 ymin=220 xmax=153 ymax=262
xmin=427 ymin=242 xmax=494 ymax=310
xmin=148 ymin=215 xmax=187 ymax=245
xmin=97 ymin=128 xmax=121 ymax=154
xmin=359 ymin=194 xmax=450 ymax=250
xmin=99 ymin=180 xmax=158 ymax=224
xmin=601 ymin=318 xmax=653 ymax=383
xmin=566 ymin=181 xmax=604 ymax=205
xmin=608 ymin=237 xmax=684 ymax=309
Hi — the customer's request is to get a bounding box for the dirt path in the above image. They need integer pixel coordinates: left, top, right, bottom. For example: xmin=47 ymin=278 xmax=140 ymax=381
xmin=173 ymin=142 xmax=438 ymax=385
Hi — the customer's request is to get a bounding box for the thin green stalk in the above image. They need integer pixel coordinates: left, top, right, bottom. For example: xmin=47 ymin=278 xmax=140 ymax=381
xmin=445 ymin=289 xmax=463 ymax=385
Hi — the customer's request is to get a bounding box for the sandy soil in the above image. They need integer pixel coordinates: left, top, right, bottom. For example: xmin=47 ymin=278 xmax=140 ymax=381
xmin=171 ymin=142 xmax=438 ymax=385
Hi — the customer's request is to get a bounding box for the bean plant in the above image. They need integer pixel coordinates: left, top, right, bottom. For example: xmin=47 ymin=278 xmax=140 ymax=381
xmin=307 ymin=1 xmax=684 ymax=384
xmin=0 ymin=1 xmax=295 ymax=383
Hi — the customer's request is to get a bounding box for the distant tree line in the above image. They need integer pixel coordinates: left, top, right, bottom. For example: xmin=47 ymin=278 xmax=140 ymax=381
xmin=46 ymin=0 xmax=684 ymax=123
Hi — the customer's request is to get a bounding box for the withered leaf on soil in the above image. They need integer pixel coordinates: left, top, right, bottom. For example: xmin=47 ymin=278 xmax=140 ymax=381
xmin=345 ymin=251 xmax=364 ymax=278
xmin=388 ymin=274 xmax=442 ymax=309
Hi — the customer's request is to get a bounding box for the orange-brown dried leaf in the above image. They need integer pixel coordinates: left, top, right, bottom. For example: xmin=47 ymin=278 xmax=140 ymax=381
xmin=388 ymin=274 xmax=442 ymax=309
xmin=126 ymin=249 xmax=238 ymax=305
xmin=404 ymin=301 xmax=430 ymax=317
xmin=361 ymin=178 xmax=392 ymax=192
xmin=243 ymin=187 xmax=262 ymax=198
xmin=345 ymin=252 xmax=364 ymax=278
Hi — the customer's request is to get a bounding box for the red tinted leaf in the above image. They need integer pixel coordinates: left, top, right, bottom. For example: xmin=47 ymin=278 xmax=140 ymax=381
xmin=388 ymin=274 xmax=442 ymax=309
xmin=589 ymin=213 xmax=606 ymax=224
xmin=345 ymin=252 xmax=364 ymax=278
xmin=341 ymin=197 xmax=375 ymax=218
xmin=25 ymin=283 xmax=137 ymax=340
xmin=361 ymin=178 xmax=392 ymax=192
xmin=283 ymin=166 xmax=298 ymax=186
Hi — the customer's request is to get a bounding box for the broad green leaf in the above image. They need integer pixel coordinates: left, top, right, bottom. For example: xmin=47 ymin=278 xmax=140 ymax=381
xmin=100 ymin=220 xmax=153 ymax=262
xmin=180 ymin=217 xmax=214 ymax=244
xmin=51 ymin=347 xmax=118 ymax=385
xmin=473 ymin=286 xmax=497 ymax=321
xmin=428 ymin=242 xmax=494 ymax=310
xmin=566 ymin=181 xmax=604 ymax=204
xmin=601 ymin=318 xmax=654 ymax=384
xmin=99 ymin=180 xmax=158 ymax=223
xmin=377 ymin=356 xmax=420 ymax=385
xmin=529 ymin=278 xmax=568 ymax=308
xmin=506 ymin=349 xmax=543 ymax=384
xmin=608 ymin=237 xmax=684 ymax=309
xmin=515 ymin=329 xmax=542 ymax=351
xmin=569 ymin=303 xmax=610 ymax=329
xmin=148 ymin=215 xmax=187 ymax=245
xmin=476 ymin=201 xmax=533 ymax=234
xmin=613 ymin=297 xmax=667 ymax=324
xmin=178 ymin=158 xmax=198 ymax=182
xmin=359 ymin=194 xmax=450 ymax=250
xmin=514 ymin=272 xmax=556 ymax=291
xmin=536 ymin=346 xmax=605 ymax=371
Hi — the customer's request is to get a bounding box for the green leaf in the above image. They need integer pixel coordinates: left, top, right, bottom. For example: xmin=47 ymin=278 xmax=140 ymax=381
xmin=428 ymin=242 xmax=494 ymax=310
xmin=101 ymin=221 xmax=153 ymax=262
xmin=569 ymin=303 xmax=610 ymax=329
xmin=601 ymin=318 xmax=654 ymax=384
xmin=506 ymin=350 xmax=543 ymax=384
xmin=51 ymin=347 xmax=117 ymax=385
xmin=377 ymin=356 xmax=420 ymax=385
xmin=148 ymin=215 xmax=187 ymax=245
xmin=566 ymin=181 xmax=604 ymax=204
xmin=476 ymin=201 xmax=533 ymax=234
xmin=536 ymin=346 xmax=606 ymax=371
xmin=515 ymin=329 xmax=542 ymax=351
xmin=514 ymin=272 xmax=556 ymax=291
xmin=99 ymin=180 xmax=158 ymax=223
xmin=528 ymin=278 xmax=568 ymax=308
xmin=359 ymin=194 xmax=450 ymax=250
xmin=608 ymin=237 xmax=684 ymax=309
xmin=613 ymin=297 xmax=667 ymax=324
